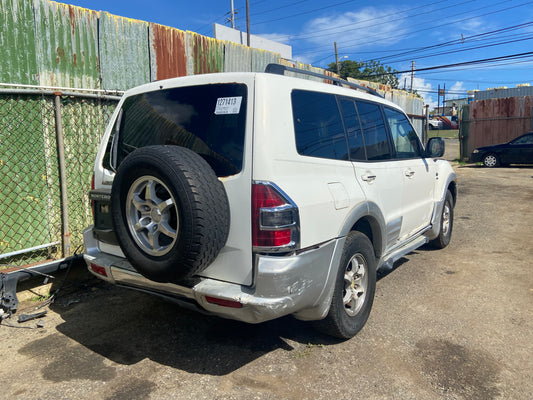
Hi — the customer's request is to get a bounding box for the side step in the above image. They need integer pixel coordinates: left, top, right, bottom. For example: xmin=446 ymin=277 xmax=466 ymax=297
xmin=379 ymin=235 xmax=428 ymax=271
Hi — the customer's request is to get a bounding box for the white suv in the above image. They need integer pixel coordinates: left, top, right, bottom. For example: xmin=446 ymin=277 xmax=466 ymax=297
xmin=84 ymin=65 xmax=456 ymax=339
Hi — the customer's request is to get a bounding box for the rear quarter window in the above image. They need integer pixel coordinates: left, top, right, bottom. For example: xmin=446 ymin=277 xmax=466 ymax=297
xmin=291 ymin=90 xmax=349 ymax=161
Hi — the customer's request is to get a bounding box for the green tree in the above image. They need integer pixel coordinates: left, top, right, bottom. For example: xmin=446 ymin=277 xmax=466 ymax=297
xmin=327 ymin=59 xmax=400 ymax=89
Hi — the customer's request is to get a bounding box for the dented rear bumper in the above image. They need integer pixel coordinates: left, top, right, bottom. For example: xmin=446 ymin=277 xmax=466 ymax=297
xmin=83 ymin=227 xmax=342 ymax=323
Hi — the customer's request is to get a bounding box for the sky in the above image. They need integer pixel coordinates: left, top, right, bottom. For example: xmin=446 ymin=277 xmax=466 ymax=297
xmin=66 ymin=0 xmax=533 ymax=108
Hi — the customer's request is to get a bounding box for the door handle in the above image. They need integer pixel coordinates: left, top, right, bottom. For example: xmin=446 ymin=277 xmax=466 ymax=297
xmin=361 ymin=174 xmax=376 ymax=182
xmin=404 ymin=169 xmax=415 ymax=178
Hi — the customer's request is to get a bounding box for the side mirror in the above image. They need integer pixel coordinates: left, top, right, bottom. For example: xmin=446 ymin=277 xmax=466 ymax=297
xmin=426 ymin=137 xmax=445 ymax=158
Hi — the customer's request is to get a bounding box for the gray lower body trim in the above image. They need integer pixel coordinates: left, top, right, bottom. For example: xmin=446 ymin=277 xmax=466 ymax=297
xmin=426 ymin=197 xmax=445 ymax=240
xmin=83 ymin=227 xmax=342 ymax=324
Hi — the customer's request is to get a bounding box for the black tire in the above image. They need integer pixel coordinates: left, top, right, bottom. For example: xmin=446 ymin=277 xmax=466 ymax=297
xmin=429 ymin=190 xmax=454 ymax=249
xmin=482 ymin=153 xmax=500 ymax=168
xmin=314 ymin=232 xmax=376 ymax=339
xmin=111 ymin=145 xmax=230 ymax=283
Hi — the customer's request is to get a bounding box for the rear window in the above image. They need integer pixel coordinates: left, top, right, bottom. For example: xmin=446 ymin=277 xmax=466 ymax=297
xmin=107 ymin=83 xmax=247 ymax=177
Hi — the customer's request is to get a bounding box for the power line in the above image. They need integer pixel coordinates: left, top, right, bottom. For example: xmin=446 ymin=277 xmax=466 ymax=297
xmin=361 ymin=51 xmax=533 ymax=78
xmin=381 ymin=34 xmax=533 ymax=65
xmin=343 ymin=0 xmax=533 ymax=55
xmin=298 ymin=0 xmax=533 ymax=59
xmin=249 ymin=0 xmax=308 ymax=17
xmin=368 ymin=21 xmax=533 ymax=63
xmin=252 ymin=0 xmax=357 ymax=26
xmin=266 ymin=0 xmax=453 ymax=42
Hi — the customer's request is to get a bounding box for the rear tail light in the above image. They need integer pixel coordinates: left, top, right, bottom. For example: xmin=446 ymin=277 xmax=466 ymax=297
xmin=252 ymin=182 xmax=300 ymax=252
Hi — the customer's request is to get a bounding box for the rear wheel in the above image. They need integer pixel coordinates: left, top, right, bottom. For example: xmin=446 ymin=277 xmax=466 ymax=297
xmin=315 ymin=231 xmax=376 ymax=339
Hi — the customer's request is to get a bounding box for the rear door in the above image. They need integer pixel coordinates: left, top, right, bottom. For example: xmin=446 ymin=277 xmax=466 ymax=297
xmin=383 ymin=107 xmax=435 ymax=238
xmin=339 ymin=98 xmax=405 ymax=249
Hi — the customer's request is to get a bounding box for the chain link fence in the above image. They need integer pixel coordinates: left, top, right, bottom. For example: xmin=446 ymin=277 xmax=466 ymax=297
xmin=0 ymin=89 xmax=119 ymax=270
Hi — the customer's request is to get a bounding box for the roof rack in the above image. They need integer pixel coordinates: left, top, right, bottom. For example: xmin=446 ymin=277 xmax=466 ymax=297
xmin=265 ymin=63 xmax=383 ymax=98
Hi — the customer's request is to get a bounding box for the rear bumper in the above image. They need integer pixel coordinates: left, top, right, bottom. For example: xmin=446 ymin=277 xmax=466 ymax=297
xmin=83 ymin=227 xmax=342 ymax=323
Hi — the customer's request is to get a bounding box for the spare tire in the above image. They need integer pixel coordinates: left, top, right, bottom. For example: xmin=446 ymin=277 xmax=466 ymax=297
xmin=111 ymin=145 xmax=230 ymax=283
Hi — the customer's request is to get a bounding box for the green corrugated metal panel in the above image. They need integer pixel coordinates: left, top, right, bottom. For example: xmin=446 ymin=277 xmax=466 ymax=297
xmin=188 ymin=32 xmax=224 ymax=75
xmin=99 ymin=12 xmax=150 ymax=91
xmin=0 ymin=0 xmax=39 ymax=85
xmin=251 ymin=48 xmax=279 ymax=73
xmin=224 ymin=41 xmax=251 ymax=72
xmin=33 ymin=0 xmax=100 ymax=88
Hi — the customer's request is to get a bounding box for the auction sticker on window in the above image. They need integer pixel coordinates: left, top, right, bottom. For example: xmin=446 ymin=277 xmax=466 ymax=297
xmin=214 ymin=96 xmax=242 ymax=115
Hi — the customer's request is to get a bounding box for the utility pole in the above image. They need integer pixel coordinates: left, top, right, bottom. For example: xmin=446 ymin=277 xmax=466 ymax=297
xmin=442 ymin=83 xmax=446 ymax=114
xmin=410 ymin=60 xmax=415 ymax=92
xmin=230 ymin=0 xmax=235 ymax=28
xmin=334 ymin=42 xmax=340 ymax=74
xmin=438 ymin=84 xmax=441 ymax=114
xmin=246 ymin=0 xmax=250 ymax=47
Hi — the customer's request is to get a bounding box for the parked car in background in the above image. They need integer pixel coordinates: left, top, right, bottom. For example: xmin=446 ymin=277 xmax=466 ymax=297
xmin=428 ymin=119 xmax=443 ymax=130
xmin=471 ymin=132 xmax=533 ymax=167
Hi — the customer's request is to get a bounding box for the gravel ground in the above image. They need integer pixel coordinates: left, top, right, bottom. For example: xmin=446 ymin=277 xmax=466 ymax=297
xmin=1 ymin=160 xmax=532 ymax=400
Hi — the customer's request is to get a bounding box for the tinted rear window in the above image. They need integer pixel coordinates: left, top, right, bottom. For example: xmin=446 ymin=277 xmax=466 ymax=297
xmin=112 ymin=83 xmax=247 ymax=177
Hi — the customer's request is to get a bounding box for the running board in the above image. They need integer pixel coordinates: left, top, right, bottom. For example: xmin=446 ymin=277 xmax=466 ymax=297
xmin=379 ymin=235 xmax=428 ymax=271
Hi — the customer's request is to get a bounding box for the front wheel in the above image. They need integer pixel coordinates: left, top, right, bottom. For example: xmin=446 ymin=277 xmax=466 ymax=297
xmin=482 ymin=153 xmax=499 ymax=168
xmin=429 ymin=190 xmax=454 ymax=249
xmin=314 ymin=232 xmax=376 ymax=339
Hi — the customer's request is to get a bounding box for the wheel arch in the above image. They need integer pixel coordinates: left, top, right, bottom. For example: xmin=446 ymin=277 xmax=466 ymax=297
xmin=339 ymin=202 xmax=386 ymax=260
xmin=447 ymin=178 xmax=457 ymax=206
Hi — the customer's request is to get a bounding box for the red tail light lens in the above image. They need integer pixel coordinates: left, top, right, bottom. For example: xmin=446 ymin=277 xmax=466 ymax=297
xmin=252 ymin=182 xmax=299 ymax=251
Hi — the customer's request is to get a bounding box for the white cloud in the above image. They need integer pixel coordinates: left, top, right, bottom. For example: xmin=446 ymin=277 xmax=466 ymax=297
xmin=400 ymin=73 xmax=436 ymax=108
xmin=400 ymin=73 xmax=467 ymax=109
xmin=256 ymin=33 xmax=291 ymax=45
xmin=457 ymin=18 xmax=484 ymax=34
xmin=302 ymin=7 xmax=405 ymax=50
xmin=449 ymin=81 xmax=466 ymax=98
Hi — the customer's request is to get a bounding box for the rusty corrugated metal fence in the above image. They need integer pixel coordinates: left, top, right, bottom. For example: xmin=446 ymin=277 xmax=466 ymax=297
xmin=1 ymin=0 xmax=425 ymax=267
xmin=461 ymin=96 xmax=533 ymax=159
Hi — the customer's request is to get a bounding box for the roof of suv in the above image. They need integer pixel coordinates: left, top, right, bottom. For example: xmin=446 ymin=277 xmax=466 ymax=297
xmin=121 ymin=72 xmax=403 ymax=112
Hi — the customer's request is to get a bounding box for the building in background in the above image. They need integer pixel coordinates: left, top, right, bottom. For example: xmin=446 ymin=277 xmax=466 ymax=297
xmin=213 ymin=23 xmax=292 ymax=59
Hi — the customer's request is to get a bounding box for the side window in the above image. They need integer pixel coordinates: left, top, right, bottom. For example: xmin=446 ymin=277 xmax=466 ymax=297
xmin=339 ymin=98 xmax=366 ymax=161
xmin=355 ymin=101 xmax=391 ymax=160
xmin=384 ymin=107 xmax=422 ymax=159
xmin=292 ymin=90 xmax=349 ymax=160
xmin=512 ymin=134 xmax=533 ymax=145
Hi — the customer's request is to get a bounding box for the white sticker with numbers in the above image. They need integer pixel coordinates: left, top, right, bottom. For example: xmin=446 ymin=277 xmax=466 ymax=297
xmin=214 ymin=96 xmax=242 ymax=115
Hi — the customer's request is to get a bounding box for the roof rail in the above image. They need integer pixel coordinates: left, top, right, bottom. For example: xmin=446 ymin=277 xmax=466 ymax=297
xmin=265 ymin=63 xmax=383 ymax=98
